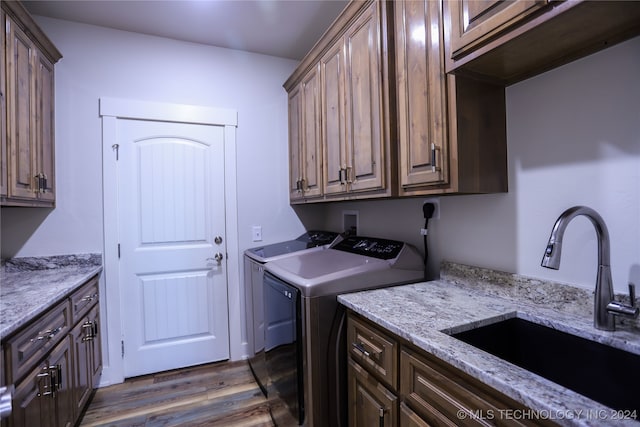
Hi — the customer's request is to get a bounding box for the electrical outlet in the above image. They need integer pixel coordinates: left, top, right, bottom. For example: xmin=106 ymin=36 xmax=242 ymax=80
xmin=252 ymin=226 xmax=262 ymax=242
xmin=423 ymin=198 xmax=440 ymax=220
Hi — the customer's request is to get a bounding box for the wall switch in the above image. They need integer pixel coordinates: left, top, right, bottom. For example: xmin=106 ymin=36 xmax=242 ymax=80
xmin=252 ymin=226 xmax=263 ymax=242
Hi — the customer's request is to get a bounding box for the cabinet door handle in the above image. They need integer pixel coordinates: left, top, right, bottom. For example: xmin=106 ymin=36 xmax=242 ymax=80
xmin=36 ymin=365 xmax=60 ymax=398
xmin=431 ymin=143 xmax=441 ymax=173
xmin=82 ymin=321 xmax=94 ymax=342
xmin=34 ymin=174 xmax=42 ymax=193
xmin=42 ymin=174 xmax=48 ymax=193
xmin=379 ymin=407 xmax=385 ymax=427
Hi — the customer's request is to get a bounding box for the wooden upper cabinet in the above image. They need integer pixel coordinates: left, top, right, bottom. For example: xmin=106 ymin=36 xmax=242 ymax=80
xmin=343 ymin=2 xmax=386 ymax=195
xmin=1 ymin=10 xmax=6 ymax=198
xmin=448 ymin=0 xmax=548 ymax=60
xmin=395 ymin=0 xmax=507 ymax=196
xmin=320 ymin=41 xmax=346 ymax=196
xmin=1 ymin=1 xmax=61 ymax=207
xmin=288 ymin=64 xmax=323 ymax=202
xmin=34 ymin=49 xmax=56 ymax=202
xmin=5 ymin=15 xmax=37 ymax=201
xmin=444 ymin=0 xmax=640 ymax=84
xmin=323 ymin=1 xmax=388 ymax=198
xmin=395 ymin=0 xmax=448 ymax=192
xmin=286 ymin=0 xmax=395 ymax=203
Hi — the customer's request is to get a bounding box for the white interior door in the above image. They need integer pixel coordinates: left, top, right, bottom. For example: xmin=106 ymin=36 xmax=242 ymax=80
xmin=117 ymin=118 xmax=229 ymax=378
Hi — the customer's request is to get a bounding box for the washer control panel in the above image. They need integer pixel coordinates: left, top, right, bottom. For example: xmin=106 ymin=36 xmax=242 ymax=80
xmin=332 ymin=236 xmax=404 ymax=260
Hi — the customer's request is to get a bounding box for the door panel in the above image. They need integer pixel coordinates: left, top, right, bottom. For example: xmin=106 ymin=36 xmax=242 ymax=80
xmin=344 ymin=3 xmax=384 ymax=193
xmin=395 ymin=0 xmax=448 ymax=189
xmin=321 ymin=42 xmax=347 ymax=195
xmin=118 ymin=119 xmax=229 ymax=377
xmin=6 ymin=18 xmax=36 ymax=199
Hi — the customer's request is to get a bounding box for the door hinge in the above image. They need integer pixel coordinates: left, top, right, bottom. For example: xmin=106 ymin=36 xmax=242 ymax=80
xmin=112 ymin=144 xmax=119 ymax=161
xmin=117 ymin=243 xmax=121 ymax=258
xmin=121 ymin=340 xmax=125 ymax=358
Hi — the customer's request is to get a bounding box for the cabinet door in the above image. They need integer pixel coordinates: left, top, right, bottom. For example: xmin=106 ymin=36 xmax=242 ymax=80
xmin=6 ymin=16 xmax=37 ymax=200
xmin=71 ymin=317 xmax=91 ymax=416
xmin=321 ymin=40 xmax=348 ymax=196
xmin=300 ymin=64 xmax=322 ymax=199
xmin=10 ymin=365 xmax=55 ymax=427
xmin=399 ymin=402 xmax=434 ymax=427
xmin=89 ymin=305 xmax=102 ymax=388
xmin=71 ymin=303 xmax=101 ymax=414
xmin=1 ymin=9 xmax=7 ymax=198
xmin=33 ymin=49 xmax=55 ymax=202
xmin=349 ymin=358 xmax=397 ymax=427
xmin=49 ymin=338 xmax=74 ymax=427
xmin=447 ymin=0 xmax=548 ymax=59
xmin=10 ymin=338 xmax=73 ymax=427
xmin=344 ymin=2 xmax=385 ymax=194
xmin=288 ymin=85 xmax=303 ymax=202
xmin=289 ymin=65 xmax=323 ymax=203
xmin=395 ymin=0 xmax=448 ymax=191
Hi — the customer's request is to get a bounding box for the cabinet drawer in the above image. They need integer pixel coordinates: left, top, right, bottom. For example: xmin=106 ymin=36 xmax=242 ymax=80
xmin=70 ymin=275 xmax=99 ymax=324
xmin=401 ymin=349 xmax=546 ymax=427
xmin=4 ymin=300 xmax=71 ymax=384
xmin=347 ymin=315 xmax=397 ymax=389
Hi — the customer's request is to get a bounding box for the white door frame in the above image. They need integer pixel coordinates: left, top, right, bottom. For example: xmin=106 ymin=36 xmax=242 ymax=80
xmin=99 ymin=97 xmax=240 ymax=386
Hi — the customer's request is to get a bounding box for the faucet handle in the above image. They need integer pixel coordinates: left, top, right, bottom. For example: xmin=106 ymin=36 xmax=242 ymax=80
xmin=607 ymin=283 xmax=640 ymax=319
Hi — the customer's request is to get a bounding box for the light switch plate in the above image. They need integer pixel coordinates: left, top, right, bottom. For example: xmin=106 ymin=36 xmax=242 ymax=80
xmin=252 ymin=226 xmax=262 ymax=242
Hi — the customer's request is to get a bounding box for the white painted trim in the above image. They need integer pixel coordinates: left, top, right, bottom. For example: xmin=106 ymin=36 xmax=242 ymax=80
xmin=99 ymin=97 xmax=238 ymax=126
xmin=99 ymin=115 xmax=124 ymax=386
xmin=100 ymin=99 xmax=240 ymax=386
xmin=223 ymin=124 xmax=249 ymax=361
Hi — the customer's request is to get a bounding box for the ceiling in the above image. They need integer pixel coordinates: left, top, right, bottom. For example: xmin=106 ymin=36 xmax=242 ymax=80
xmin=23 ymin=0 xmax=349 ymax=60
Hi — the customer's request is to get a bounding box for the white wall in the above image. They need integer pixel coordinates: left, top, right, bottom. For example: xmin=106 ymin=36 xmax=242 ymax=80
xmin=1 ymin=16 xmax=310 ymax=259
xmin=319 ymin=36 xmax=640 ymax=294
xmin=0 ymin=17 xmax=321 ymax=379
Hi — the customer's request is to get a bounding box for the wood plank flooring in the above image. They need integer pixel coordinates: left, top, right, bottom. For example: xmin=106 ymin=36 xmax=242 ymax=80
xmin=79 ymin=360 xmax=276 ymax=427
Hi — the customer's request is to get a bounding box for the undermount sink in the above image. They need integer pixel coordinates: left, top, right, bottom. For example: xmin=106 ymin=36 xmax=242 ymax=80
xmin=450 ymin=317 xmax=640 ymax=415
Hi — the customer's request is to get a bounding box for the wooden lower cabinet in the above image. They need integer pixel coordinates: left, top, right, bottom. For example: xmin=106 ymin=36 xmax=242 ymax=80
xmin=10 ymin=337 xmax=74 ymax=427
xmin=71 ymin=304 xmax=101 ymax=416
xmin=347 ymin=312 xmax=556 ymax=427
xmin=348 ymin=358 xmax=398 ymax=427
xmin=2 ymin=275 xmax=102 ymax=427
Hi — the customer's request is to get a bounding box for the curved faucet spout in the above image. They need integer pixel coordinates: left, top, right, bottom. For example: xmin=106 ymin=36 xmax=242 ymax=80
xmin=541 ymin=206 xmax=614 ymax=331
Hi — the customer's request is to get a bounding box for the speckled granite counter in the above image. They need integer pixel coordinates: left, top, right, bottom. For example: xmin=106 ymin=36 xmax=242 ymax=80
xmin=338 ymin=261 xmax=640 ymax=427
xmin=0 ymin=254 xmax=103 ymax=340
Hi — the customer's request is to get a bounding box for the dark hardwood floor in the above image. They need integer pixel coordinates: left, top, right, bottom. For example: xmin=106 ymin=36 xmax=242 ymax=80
xmin=79 ymin=360 xmax=275 ymax=427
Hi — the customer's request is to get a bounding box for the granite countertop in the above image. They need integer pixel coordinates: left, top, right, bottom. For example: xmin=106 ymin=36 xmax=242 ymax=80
xmin=0 ymin=254 xmax=103 ymax=340
xmin=338 ymin=261 xmax=640 ymax=427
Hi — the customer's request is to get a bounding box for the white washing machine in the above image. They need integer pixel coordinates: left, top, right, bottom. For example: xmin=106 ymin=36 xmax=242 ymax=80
xmin=243 ymin=231 xmax=341 ymax=395
xmin=262 ymin=236 xmax=425 ymax=426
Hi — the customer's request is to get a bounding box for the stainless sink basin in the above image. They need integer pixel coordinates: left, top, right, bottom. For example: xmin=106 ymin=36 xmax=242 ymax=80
xmin=450 ymin=317 xmax=640 ymax=415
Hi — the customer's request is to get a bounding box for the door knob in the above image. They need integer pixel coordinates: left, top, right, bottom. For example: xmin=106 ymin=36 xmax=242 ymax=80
xmin=207 ymin=252 xmax=224 ymax=266
xmin=214 ymin=236 xmax=223 ymax=245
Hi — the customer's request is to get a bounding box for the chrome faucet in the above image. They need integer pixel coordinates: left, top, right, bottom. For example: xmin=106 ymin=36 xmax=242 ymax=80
xmin=541 ymin=206 xmax=638 ymax=331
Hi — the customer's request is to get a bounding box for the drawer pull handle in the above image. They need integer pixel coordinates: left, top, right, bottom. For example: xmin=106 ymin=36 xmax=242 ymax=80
xmin=352 ymin=342 xmax=371 ymax=357
xmin=30 ymin=326 xmax=63 ymax=343
xmin=80 ymin=293 xmax=98 ymax=303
